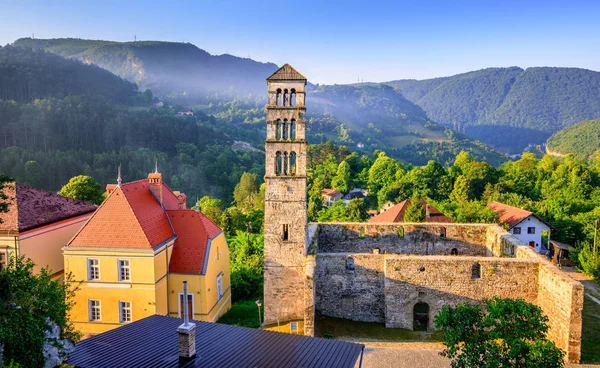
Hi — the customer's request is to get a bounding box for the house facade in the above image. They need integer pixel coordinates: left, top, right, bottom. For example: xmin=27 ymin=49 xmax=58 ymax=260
xmin=0 ymin=182 xmax=96 ymax=278
xmin=321 ymin=189 xmax=342 ymax=207
xmin=64 ymin=171 xmax=230 ymax=336
xmin=488 ymin=202 xmax=553 ymax=254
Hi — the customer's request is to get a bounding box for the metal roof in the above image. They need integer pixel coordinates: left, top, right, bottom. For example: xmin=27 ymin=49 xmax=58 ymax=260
xmin=67 ymin=315 xmax=364 ymax=368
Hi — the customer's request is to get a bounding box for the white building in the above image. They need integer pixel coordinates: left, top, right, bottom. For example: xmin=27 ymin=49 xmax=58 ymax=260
xmin=488 ymin=202 xmax=554 ymax=255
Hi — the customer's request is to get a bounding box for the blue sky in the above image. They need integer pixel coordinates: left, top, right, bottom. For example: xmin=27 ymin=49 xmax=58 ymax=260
xmin=1 ymin=0 xmax=599 ymax=84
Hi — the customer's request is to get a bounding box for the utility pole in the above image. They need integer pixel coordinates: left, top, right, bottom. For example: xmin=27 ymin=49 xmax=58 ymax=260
xmin=594 ymin=219 xmax=598 ymax=255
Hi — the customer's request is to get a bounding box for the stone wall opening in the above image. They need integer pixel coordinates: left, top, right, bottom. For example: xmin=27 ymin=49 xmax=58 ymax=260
xmin=413 ymin=302 xmax=429 ymax=331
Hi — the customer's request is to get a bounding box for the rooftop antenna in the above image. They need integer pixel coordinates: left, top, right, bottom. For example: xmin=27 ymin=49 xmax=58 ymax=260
xmin=117 ymin=164 xmax=122 ymax=187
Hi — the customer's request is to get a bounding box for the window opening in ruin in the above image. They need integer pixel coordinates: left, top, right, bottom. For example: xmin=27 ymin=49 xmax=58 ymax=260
xmin=282 ymin=224 xmax=289 ymax=241
xmin=283 ymin=89 xmax=289 ymax=106
xmin=346 ymin=257 xmax=355 ymax=272
xmin=471 ymin=262 xmax=481 ymax=279
xmin=276 ymin=89 xmax=282 ymax=106
xmin=290 ymin=119 xmax=296 ymax=140
xmin=418 ymin=291 xmax=426 ymax=298
xmin=290 ymin=89 xmax=296 ymax=107
xmin=290 ymin=152 xmax=297 ymax=175
xmin=373 ymin=248 xmax=380 ymax=254
xmin=440 ymin=227 xmax=446 ymax=238
xmin=282 ymin=119 xmax=288 ymax=140
xmin=450 ymin=248 xmax=458 ymax=256
xmin=419 ymin=266 xmax=425 ymax=272
xmin=413 ymin=302 xmax=429 ymax=331
xmin=275 ymin=119 xmax=282 ymax=140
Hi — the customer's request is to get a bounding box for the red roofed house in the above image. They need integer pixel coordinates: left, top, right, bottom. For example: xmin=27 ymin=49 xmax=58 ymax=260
xmin=322 ymin=188 xmax=343 ymax=207
xmin=488 ymin=201 xmax=554 ymax=255
xmin=63 ymin=170 xmax=230 ymax=336
xmin=0 ymin=182 xmax=97 ymax=279
xmin=369 ymin=199 xmax=453 ymax=223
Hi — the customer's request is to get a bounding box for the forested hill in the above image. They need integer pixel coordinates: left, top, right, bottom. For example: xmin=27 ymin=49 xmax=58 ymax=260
xmin=386 ymin=67 xmax=600 ymax=153
xmin=0 ymin=45 xmax=137 ymax=103
xmin=306 ymin=84 xmax=508 ymax=166
xmin=13 ymin=37 xmax=278 ymax=99
xmin=546 ymin=118 xmax=600 ymax=160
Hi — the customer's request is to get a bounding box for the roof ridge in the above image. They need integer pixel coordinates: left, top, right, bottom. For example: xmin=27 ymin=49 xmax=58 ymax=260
xmin=121 ymin=183 xmax=160 ymax=247
xmin=266 ymin=63 xmax=307 ymax=81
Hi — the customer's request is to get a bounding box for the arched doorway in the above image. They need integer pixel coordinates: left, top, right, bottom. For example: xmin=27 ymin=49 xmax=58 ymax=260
xmin=413 ymin=302 xmax=429 ymax=331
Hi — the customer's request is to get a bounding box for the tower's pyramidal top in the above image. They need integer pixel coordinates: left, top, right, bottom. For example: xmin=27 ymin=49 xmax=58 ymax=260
xmin=266 ymin=64 xmax=307 ymax=81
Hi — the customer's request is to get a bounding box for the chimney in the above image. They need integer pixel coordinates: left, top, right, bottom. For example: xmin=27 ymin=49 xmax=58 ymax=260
xmin=177 ymin=281 xmax=197 ymax=364
xmin=148 ymin=171 xmax=163 ymax=205
xmin=178 ymin=193 xmax=187 ymax=210
xmin=426 ymin=203 xmax=430 ymax=219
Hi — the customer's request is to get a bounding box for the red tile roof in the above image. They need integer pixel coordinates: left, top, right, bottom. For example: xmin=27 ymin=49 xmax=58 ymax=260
xmin=68 ymin=175 xmax=224 ymax=274
xmin=69 ymin=179 xmax=179 ymax=249
xmin=0 ymin=182 xmax=97 ymax=232
xmin=369 ymin=199 xmax=453 ymax=223
xmin=488 ymin=201 xmax=554 ymax=229
xmin=322 ymin=188 xmax=341 ymax=197
xmin=167 ymin=210 xmax=221 ymax=274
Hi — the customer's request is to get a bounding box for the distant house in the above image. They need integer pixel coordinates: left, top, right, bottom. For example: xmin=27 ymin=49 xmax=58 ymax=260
xmin=380 ymin=201 xmax=395 ymax=213
xmin=322 ymin=188 xmax=343 ymax=207
xmin=549 ymin=240 xmax=575 ymax=267
xmin=0 ymin=183 xmax=96 ymax=279
xmin=488 ymin=202 xmax=554 ymax=255
xmin=367 ymin=209 xmax=379 ymax=219
xmin=152 ymin=101 xmax=164 ymax=107
xmin=177 ymin=110 xmax=194 ymax=117
xmin=357 ymin=142 xmax=365 ymax=149
xmin=66 ymin=314 xmax=364 ymax=368
xmin=342 ymin=190 xmax=366 ymax=204
xmin=369 ymin=199 xmax=453 ymax=223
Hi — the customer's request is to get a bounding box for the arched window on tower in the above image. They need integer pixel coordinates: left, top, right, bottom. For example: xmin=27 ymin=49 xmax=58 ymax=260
xmin=275 ymin=151 xmax=282 ymax=176
xmin=275 ymin=119 xmax=281 ymax=140
xmin=290 ymin=119 xmax=296 ymax=140
xmin=290 ymin=151 xmax=297 ymax=175
xmin=283 ymin=89 xmax=289 ymax=107
xmin=276 ymin=89 xmax=282 ymax=106
xmin=290 ymin=89 xmax=296 ymax=107
xmin=282 ymin=119 xmax=288 ymax=140
xmin=283 ymin=152 xmax=289 ymax=175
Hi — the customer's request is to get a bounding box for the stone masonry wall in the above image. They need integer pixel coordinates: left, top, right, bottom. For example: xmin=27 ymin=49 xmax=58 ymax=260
xmin=317 ymin=223 xmax=493 ymax=256
xmin=517 ymin=245 xmax=584 ymax=363
xmin=384 ymin=256 xmax=539 ymax=329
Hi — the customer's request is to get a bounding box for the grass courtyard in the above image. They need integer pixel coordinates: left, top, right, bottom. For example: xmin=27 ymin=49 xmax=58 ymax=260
xmin=217 ymin=297 xmax=264 ymax=328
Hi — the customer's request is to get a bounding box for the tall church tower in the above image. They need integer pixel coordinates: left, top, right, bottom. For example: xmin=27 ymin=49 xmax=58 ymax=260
xmin=263 ymin=64 xmax=308 ymax=326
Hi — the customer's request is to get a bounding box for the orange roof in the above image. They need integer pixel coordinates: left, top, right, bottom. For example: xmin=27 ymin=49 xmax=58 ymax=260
xmin=167 ymin=210 xmax=221 ymax=274
xmin=369 ymin=199 xmax=453 ymax=223
xmin=0 ymin=182 xmax=97 ymax=232
xmin=69 ymin=180 xmax=179 ymax=248
xmin=488 ymin=201 xmax=553 ymax=229
xmin=322 ymin=188 xmax=341 ymax=197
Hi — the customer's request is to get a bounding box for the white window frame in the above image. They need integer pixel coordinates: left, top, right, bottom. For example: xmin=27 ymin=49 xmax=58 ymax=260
xmin=118 ymin=259 xmax=131 ymax=282
xmin=89 ymin=300 xmax=101 ymax=321
xmin=88 ymin=259 xmax=100 ymax=281
xmin=217 ymin=273 xmax=223 ymax=300
xmin=513 ymin=227 xmax=521 ymax=235
xmin=0 ymin=251 xmax=7 ymax=271
xmin=527 ymin=227 xmax=536 ymax=234
xmin=290 ymin=321 xmax=299 ymax=333
xmin=178 ymin=292 xmax=195 ymax=319
xmin=119 ymin=301 xmax=132 ymax=323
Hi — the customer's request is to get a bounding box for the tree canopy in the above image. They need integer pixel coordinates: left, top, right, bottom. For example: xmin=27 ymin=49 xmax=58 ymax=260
xmin=59 ymin=175 xmax=104 ymax=205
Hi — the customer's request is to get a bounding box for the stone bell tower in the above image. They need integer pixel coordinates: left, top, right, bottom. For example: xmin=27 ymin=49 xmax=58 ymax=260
xmin=263 ymin=64 xmax=308 ymax=326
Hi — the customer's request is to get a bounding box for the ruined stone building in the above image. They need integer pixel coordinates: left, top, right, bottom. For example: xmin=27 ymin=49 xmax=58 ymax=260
xmin=263 ymin=65 xmax=583 ymax=363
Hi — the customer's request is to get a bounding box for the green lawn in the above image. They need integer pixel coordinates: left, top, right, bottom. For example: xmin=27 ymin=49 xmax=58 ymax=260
xmin=582 ymin=295 xmax=600 ymax=364
xmin=314 ymin=315 xmax=442 ymax=342
xmin=217 ymin=297 xmax=264 ymax=328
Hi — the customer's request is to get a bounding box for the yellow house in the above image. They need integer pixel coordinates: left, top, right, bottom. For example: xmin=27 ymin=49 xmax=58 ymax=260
xmin=64 ymin=171 xmax=231 ymax=336
xmin=0 ymin=182 xmax=96 ymax=278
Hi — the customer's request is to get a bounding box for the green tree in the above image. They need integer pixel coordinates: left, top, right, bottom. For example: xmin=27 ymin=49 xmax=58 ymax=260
xmin=331 ymin=160 xmax=351 ymax=193
xmin=344 ymin=198 xmax=368 ymax=222
xmin=23 ymin=160 xmax=43 ymax=188
xmin=226 ymin=230 xmax=264 ymax=301
xmin=59 ymin=175 xmax=104 ymax=205
xmin=450 ymin=175 xmax=471 ymax=202
xmin=233 ymin=172 xmax=259 ymax=212
xmin=368 ymin=152 xmax=401 ymax=194
xmin=404 ymin=196 xmax=426 ymax=222
xmin=197 ymin=196 xmax=224 ymax=224
xmin=0 ymin=256 xmax=81 ymax=367
xmin=434 ymin=297 xmax=565 ymax=368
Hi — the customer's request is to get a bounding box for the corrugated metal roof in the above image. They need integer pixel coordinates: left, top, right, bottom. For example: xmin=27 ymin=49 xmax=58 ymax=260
xmin=67 ymin=315 xmax=364 ymax=368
